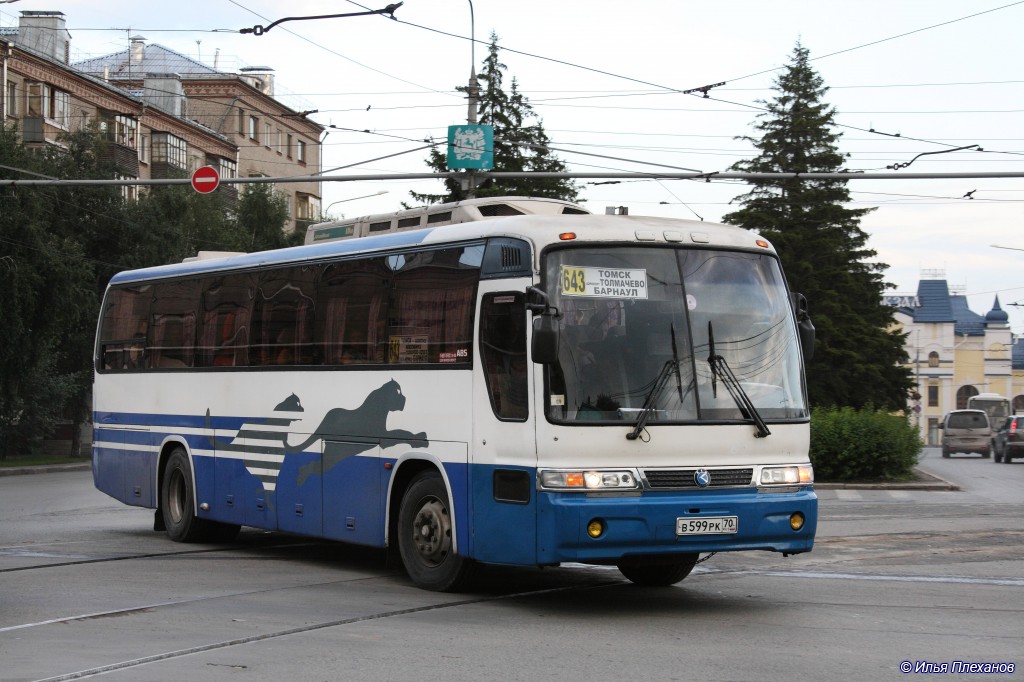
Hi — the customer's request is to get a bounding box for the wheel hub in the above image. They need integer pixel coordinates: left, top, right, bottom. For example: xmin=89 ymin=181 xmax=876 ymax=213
xmin=412 ymin=498 xmax=451 ymax=566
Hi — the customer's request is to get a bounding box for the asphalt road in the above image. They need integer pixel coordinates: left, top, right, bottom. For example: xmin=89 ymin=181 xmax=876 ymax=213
xmin=1 ymin=448 xmax=1020 ymax=682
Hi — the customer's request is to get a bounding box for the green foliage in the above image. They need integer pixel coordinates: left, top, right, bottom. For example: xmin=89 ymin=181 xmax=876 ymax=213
xmin=810 ymin=406 xmax=922 ymax=482
xmin=0 ymin=125 xmax=291 ymax=458
xmin=411 ymin=33 xmax=581 ymax=205
xmin=722 ymin=43 xmax=913 ymax=411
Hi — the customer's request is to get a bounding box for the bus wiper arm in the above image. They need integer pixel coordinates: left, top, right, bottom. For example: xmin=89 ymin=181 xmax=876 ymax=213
xmin=707 ymin=321 xmax=771 ymax=439
xmin=626 ymin=359 xmax=679 ymax=441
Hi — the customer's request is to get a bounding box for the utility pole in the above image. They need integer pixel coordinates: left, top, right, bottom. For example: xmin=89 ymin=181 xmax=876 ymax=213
xmin=464 ymin=0 xmax=478 ymax=199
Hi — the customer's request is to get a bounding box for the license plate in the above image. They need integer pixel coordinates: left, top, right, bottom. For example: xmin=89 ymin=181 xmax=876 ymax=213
xmin=676 ymin=516 xmax=738 ymax=535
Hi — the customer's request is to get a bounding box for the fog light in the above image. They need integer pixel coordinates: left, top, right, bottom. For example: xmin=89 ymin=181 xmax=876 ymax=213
xmin=790 ymin=512 xmax=805 ymax=531
xmin=587 ymin=519 xmax=605 ymax=538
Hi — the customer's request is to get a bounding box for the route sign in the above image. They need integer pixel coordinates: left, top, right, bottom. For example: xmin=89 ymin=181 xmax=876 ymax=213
xmin=191 ymin=165 xmax=220 ymax=194
xmin=447 ymin=125 xmax=493 ymax=170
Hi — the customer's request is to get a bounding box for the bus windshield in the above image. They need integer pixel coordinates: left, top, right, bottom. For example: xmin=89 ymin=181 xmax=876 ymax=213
xmin=542 ymin=246 xmax=807 ymax=425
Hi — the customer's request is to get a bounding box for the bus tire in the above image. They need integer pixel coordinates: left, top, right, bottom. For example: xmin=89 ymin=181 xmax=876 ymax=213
xmin=617 ymin=554 xmax=699 ymax=586
xmin=397 ymin=471 xmax=474 ymax=592
xmin=160 ymin=446 xmax=231 ymax=543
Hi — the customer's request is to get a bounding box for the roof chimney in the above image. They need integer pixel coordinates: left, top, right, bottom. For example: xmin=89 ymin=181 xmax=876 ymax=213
xmin=16 ymin=11 xmax=70 ymax=64
xmin=130 ymin=36 xmax=146 ymax=65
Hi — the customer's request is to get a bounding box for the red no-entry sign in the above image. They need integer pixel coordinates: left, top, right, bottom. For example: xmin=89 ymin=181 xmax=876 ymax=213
xmin=191 ymin=165 xmax=220 ymax=194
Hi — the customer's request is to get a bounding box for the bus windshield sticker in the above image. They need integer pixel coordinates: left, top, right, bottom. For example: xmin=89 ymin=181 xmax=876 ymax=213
xmin=439 ymin=348 xmax=469 ymax=364
xmin=560 ymin=266 xmax=648 ymax=299
xmin=389 ymin=333 xmax=428 ymax=363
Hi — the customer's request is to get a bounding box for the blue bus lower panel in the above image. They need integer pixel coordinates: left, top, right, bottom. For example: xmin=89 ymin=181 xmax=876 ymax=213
xmin=536 ymin=487 xmax=817 ymax=565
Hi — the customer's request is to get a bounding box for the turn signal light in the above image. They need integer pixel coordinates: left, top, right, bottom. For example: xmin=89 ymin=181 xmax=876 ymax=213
xmin=559 ymin=232 xmax=577 ymax=241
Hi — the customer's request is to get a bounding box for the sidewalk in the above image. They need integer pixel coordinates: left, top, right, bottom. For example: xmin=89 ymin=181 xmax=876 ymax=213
xmin=0 ymin=462 xmax=91 ymax=477
xmin=0 ymin=461 xmax=960 ymax=490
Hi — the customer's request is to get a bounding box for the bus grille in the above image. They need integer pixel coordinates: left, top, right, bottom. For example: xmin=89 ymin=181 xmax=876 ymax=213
xmin=643 ymin=468 xmax=754 ymax=489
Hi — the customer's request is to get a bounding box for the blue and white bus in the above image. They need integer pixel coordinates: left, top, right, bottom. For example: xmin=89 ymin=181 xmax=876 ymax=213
xmin=93 ymin=199 xmax=818 ymax=591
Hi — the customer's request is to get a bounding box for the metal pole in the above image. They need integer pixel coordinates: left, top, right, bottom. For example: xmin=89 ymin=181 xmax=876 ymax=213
xmin=465 ymin=0 xmax=478 ymax=198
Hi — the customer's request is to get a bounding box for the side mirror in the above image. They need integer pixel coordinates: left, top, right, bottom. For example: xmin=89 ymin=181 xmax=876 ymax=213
xmin=791 ymin=292 xmax=815 ymax=361
xmin=531 ymin=314 xmax=560 ymax=364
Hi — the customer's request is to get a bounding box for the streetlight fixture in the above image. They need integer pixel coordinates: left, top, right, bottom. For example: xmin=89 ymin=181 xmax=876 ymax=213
xmin=323 ymin=190 xmax=388 ymax=216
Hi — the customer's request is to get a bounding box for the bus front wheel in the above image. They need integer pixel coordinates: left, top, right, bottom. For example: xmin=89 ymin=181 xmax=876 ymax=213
xmin=397 ymin=471 xmax=474 ymax=592
xmin=617 ymin=554 xmax=699 ymax=586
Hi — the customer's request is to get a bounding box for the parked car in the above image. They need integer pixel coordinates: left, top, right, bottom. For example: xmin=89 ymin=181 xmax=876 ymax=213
xmin=992 ymin=414 xmax=1024 ymax=463
xmin=939 ymin=409 xmax=992 ymax=458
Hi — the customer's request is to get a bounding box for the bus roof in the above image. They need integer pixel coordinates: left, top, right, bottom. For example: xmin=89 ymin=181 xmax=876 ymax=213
xmin=107 ymin=214 xmax=775 ymax=286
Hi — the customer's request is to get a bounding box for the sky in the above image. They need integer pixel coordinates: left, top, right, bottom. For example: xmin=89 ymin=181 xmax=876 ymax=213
xmin=4 ymin=0 xmax=1023 ymax=332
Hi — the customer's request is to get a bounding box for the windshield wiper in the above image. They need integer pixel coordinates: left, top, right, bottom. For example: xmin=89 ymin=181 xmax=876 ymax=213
xmin=626 ymin=325 xmax=684 ymax=441
xmin=708 ymin=321 xmax=771 ymax=438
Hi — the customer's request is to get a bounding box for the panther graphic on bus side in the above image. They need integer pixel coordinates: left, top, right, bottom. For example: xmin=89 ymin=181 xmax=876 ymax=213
xmin=205 ymin=379 xmax=427 ymax=490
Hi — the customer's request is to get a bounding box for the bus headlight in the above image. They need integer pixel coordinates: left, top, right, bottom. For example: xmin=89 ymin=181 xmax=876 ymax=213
xmin=759 ymin=465 xmax=813 ymax=486
xmin=539 ymin=469 xmax=640 ymax=491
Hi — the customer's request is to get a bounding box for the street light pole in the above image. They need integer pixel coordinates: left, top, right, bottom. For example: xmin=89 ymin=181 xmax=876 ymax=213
xmin=324 ymin=190 xmax=388 ymax=217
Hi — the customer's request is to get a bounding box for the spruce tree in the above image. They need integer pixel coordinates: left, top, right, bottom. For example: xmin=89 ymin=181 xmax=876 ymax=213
xmin=722 ymin=43 xmax=912 ymax=411
xmin=410 ymin=33 xmax=580 ymax=204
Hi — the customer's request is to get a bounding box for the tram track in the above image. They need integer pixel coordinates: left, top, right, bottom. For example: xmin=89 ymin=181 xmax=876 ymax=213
xmin=29 ymin=579 xmax=622 ymax=682
xmin=0 ymin=538 xmax=320 ymax=574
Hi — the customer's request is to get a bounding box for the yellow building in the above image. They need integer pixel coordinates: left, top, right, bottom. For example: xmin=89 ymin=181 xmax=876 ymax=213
xmin=888 ymin=273 xmax=1023 ymax=445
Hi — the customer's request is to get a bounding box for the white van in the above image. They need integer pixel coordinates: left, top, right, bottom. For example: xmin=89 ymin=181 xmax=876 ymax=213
xmin=939 ymin=409 xmax=992 ymax=458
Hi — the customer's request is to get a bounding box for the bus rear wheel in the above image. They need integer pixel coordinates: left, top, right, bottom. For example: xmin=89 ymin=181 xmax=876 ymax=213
xmin=397 ymin=471 xmax=474 ymax=592
xmin=617 ymin=554 xmax=699 ymax=586
xmin=161 ymin=447 xmax=239 ymax=543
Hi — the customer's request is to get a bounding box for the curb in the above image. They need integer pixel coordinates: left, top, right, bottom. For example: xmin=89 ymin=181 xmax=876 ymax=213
xmin=0 ymin=463 xmax=91 ymax=477
xmin=814 ymin=466 xmax=960 ymax=491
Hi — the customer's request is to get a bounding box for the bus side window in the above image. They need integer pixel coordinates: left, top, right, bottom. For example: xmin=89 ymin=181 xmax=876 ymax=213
xmin=149 ymin=280 xmax=199 ymax=369
xmin=480 ymin=293 xmax=528 ymax=420
xmin=253 ymin=266 xmax=317 ymax=367
xmin=318 ymin=259 xmax=389 ymax=365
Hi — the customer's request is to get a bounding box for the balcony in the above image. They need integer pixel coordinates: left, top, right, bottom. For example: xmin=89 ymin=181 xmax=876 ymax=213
xmin=98 ymin=140 xmax=140 ymax=178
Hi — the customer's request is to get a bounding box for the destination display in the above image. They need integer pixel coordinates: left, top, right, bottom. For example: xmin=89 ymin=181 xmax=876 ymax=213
xmin=560 ymin=266 xmax=648 ymax=299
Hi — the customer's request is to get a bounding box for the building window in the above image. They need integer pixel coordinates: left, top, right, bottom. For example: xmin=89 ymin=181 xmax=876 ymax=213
xmin=26 ymin=83 xmax=70 ymax=128
xmin=118 ymin=175 xmax=139 ymax=202
xmin=248 ymin=115 xmax=259 ymax=141
xmin=296 ymin=139 xmax=306 ymax=163
xmin=151 ymin=132 xmax=188 ymax=170
xmin=264 ymin=122 xmax=272 ymax=148
xmin=927 ymin=351 xmax=939 ymax=368
xmin=956 ymin=385 xmax=978 ymax=410
xmin=139 ymin=134 xmax=149 ymax=163
xmin=100 ymin=113 xmax=138 ymax=149
xmin=295 ymin=193 xmax=319 ymax=221
xmin=238 ymin=108 xmax=246 ymax=135
xmin=286 ymin=134 xmax=293 ymax=158
xmin=216 ymin=156 xmax=237 ymax=179
xmin=927 ymin=385 xmax=939 ymax=407
xmin=5 ymin=81 xmax=15 ymax=117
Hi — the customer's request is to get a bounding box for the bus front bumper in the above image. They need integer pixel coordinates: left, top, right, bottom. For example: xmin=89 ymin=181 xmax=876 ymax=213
xmin=536 ymin=487 xmax=817 ymax=564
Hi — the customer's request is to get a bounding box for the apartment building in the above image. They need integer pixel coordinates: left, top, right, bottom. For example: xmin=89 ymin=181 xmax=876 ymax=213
xmin=2 ymin=10 xmax=322 ymax=233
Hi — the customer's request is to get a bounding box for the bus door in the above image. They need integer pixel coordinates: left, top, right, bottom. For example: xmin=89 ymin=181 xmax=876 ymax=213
xmin=470 ymin=287 xmax=538 ymax=565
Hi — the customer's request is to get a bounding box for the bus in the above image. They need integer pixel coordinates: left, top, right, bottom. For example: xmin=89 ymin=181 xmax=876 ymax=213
xmin=967 ymin=393 xmax=1011 ymax=425
xmin=93 ymin=200 xmax=818 ymax=591
xmin=305 ymin=195 xmax=589 ymax=244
